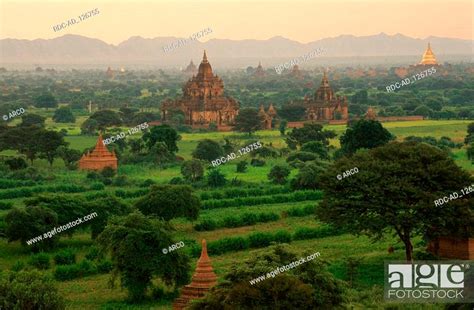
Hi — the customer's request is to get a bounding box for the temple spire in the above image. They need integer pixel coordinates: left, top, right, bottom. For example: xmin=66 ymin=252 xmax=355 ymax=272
xmin=420 ymin=42 xmax=438 ymax=65
xmin=202 ymin=50 xmax=208 ymax=63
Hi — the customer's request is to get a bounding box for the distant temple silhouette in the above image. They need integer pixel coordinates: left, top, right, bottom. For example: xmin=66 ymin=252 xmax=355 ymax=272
xmin=78 ymin=134 xmax=117 ymax=171
xmin=173 ymin=240 xmax=217 ymax=309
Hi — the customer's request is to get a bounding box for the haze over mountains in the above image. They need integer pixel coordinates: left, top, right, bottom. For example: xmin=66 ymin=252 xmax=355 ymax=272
xmin=0 ymin=33 xmax=472 ymax=68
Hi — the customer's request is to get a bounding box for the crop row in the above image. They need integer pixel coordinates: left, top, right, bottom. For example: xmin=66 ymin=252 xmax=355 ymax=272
xmin=0 ymin=179 xmax=40 ymax=189
xmin=0 ymin=184 xmax=88 ymax=199
xmin=189 ymin=225 xmax=342 ymax=256
xmin=194 ymin=205 xmax=317 ymax=231
xmin=199 ymin=186 xmax=291 ymax=201
xmin=202 ymin=190 xmax=323 ymax=209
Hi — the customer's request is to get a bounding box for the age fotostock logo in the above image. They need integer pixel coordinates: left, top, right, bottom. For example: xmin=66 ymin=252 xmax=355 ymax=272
xmin=384 ymin=261 xmax=473 ymax=303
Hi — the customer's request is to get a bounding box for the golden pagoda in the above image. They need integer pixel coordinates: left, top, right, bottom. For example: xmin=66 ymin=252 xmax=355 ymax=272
xmin=172 ymin=239 xmax=217 ymax=310
xmin=78 ymin=134 xmax=118 ymax=171
xmin=419 ymin=43 xmax=438 ymax=65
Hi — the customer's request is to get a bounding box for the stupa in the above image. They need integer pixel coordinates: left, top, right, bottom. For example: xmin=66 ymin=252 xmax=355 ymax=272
xmin=183 ymin=60 xmax=198 ymax=75
xmin=173 ymin=239 xmax=217 ymax=310
xmin=254 ymin=62 xmax=265 ymax=77
xmin=78 ymin=134 xmax=118 ymax=171
xmin=419 ymin=43 xmax=438 ymax=65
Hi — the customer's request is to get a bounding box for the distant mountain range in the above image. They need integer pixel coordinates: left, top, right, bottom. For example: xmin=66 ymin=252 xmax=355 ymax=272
xmin=0 ymin=33 xmax=472 ymax=68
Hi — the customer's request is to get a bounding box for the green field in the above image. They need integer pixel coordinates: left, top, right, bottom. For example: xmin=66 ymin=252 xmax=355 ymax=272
xmin=0 ymin=119 xmax=471 ymax=309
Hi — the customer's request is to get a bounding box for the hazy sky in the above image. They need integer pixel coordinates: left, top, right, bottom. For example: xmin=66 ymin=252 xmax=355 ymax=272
xmin=1 ymin=0 xmax=472 ymax=44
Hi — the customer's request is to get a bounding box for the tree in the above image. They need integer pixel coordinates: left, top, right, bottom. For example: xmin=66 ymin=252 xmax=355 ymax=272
xmin=135 ymin=185 xmax=200 ymax=221
xmin=0 ymin=270 xmax=65 ymax=309
xmin=150 ymin=142 xmax=175 ymax=167
xmin=1 ymin=126 xmax=42 ymax=163
xmin=181 ymin=159 xmax=205 ymax=182
xmin=87 ymin=195 xmax=132 ymax=239
xmin=465 ymin=122 xmax=474 ymax=145
xmin=58 ymin=146 xmax=82 ymax=169
xmin=80 ymin=118 xmax=99 ymax=135
xmin=413 ymin=105 xmax=432 ymax=118
xmin=234 ymin=108 xmax=264 ymax=135
xmin=207 ymin=169 xmax=227 ymax=187
xmin=317 ymin=142 xmax=473 ymax=261
xmin=192 ymin=139 xmax=224 ymax=162
xmin=89 ymin=110 xmax=123 ymax=129
xmin=191 ymin=245 xmax=345 ymax=309
xmin=143 ymin=124 xmax=181 ymax=153
xmin=300 ymin=141 xmax=329 ymax=160
xmin=37 ymin=130 xmax=68 ymax=166
xmin=351 ymin=90 xmax=368 ymax=104
xmin=290 ymin=161 xmax=327 ymax=190
xmin=97 ymin=211 xmax=191 ymax=301
xmin=20 ymin=114 xmax=45 ymax=127
xmin=34 ymin=93 xmax=58 ymax=109
xmin=279 ymin=120 xmax=287 ymax=135
xmin=279 ymin=104 xmax=306 ymax=121
xmin=339 ymin=119 xmax=394 ymax=156
xmin=286 ymin=123 xmax=336 ymax=149
xmin=53 ymin=107 xmax=76 ymax=123
xmin=5 ymin=206 xmax=59 ymax=251
xmin=236 ymin=161 xmax=248 ymax=173
xmin=268 ymin=164 xmax=291 ymax=184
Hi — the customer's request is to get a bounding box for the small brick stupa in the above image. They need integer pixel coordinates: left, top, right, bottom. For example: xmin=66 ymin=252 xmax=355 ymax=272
xmin=78 ymin=134 xmax=117 ymax=171
xmin=173 ymin=239 xmax=217 ymax=310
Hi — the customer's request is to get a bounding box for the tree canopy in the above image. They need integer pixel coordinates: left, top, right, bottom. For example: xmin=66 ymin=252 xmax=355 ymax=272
xmin=339 ymin=119 xmax=394 ymax=155
xmin=317 ymin=141 xmax=473 ymax=261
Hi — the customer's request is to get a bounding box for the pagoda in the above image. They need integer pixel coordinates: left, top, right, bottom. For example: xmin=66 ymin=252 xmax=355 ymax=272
xmin=173 ymin=240 xmax=218 ymax=310
xmin=183 ymin=60 xmax=198 ymax=75
xmin=106 ymin=67 xmax=114 ymax=79
xmin=254 ymin=62 xmax=265 ymax=77
xmin=161 ymin=51 xmax=239 ymax=129
xmin=302 ymin=71 xmax=348 ymax=121
xmin=259 ymin=104 xmax=277 ymax=129
xmin=78 ymin=134 xmax=118 ymax=171
xmin=290 ymin=64 xmax=303 ymax=78
xmin=419 ymin=43 xmax=438 ymax=65
xmin=365 ymin=107 xmax=377 ymax=120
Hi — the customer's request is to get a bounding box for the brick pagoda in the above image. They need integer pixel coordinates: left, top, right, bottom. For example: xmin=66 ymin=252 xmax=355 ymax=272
xmin=302 ymin=71 xmax=348 ymax=121
xmin=161 ymin=51 xmax=239 ymax=129
xmin=419 ymin=43 xmax=438 ymax=66
xmin=78 ymin=134 xmax=118 ymax=171
xmin=173 ymin=239 xmax=217 ymax=310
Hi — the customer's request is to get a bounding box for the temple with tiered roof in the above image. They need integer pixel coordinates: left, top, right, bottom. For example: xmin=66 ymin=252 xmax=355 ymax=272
xmin=254 ymin=62 xmax=265 ymax=77
xmin=259 ymin=104 xmax=277 ymax=129
xmin=78 ymin=134 xmax=118 ymax=171
xmin=173 ymin=240 xmax=217 ymax=310
xmin=183 ymin=60 xmax=197 ymax=75
xmin=302 ymin=71 xmax=348 ymax=121
xmin=161 ymin=51 xmax=239 ymax=130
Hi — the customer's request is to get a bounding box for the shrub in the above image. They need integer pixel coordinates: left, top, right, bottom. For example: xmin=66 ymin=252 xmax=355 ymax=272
xmin=223 ymin=216 xmax=241 ymax=228
xmin=287 ymin=205 xmax=316 ymax=217
xmin=293 ymin=226 xmax=340 ymax=240
xmin=250 ymin=158 xmax=265 ymax=166
xmin=140 ymin=179 xmax=156 ymax=187
xmin=273 ymin=230 xmax=292 ymax=243
xmin=86 ymin=171 xmax=101 ymax=180
xmin=240 ymin=213 xmax=258 ymax=225
xmin=11 ymin=261 xmax=25 ymax=272
xmin=90 ymin=182 xmax=105 ymax=191
xmin=113 ymin=175 xmax=129 ymax=186
xmin=5 ymin=157 xmax=28 ymax=170
xmin=54 ymin=249 xmax=76 ymax=265
xmin=208 ymin=237 xmax=249 ymax=255
xmin=194 ymin=219 xmax=218 ymax=231
xmin=101 ymin=167 xmax=116 ymax=178
xmin=54 ymin=264 xmax=81 ymax=281
xmin=27 ymin=252 xmax=50 ymax=270
xmin=85 ymin=246 xmax=100 ymax=261
xmin=0 ymin=270 xmax=65 ymax=309
xmin=169 ymin=177 xmax=185 ymax=184
xmin=0 ymin=201 xmax=13 ymax=210
xmin=207 ymin=169 xmax=227 ymax=187
xmin=236 ymin=161 xmax=248 ymax=173
xmin=248 ymin=232 xmax=274 ymax=248
xmin=268 ymin=164 xmax=291 ymax=184
xmin=97 ymin=260 xmax=113 ymax=273
xmin=257 ymin=212 xmax=280 ymax=222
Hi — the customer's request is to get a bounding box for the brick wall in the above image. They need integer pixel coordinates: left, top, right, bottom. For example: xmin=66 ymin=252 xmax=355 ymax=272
xmin=428 ymin=237 xmax=474 ymax=260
